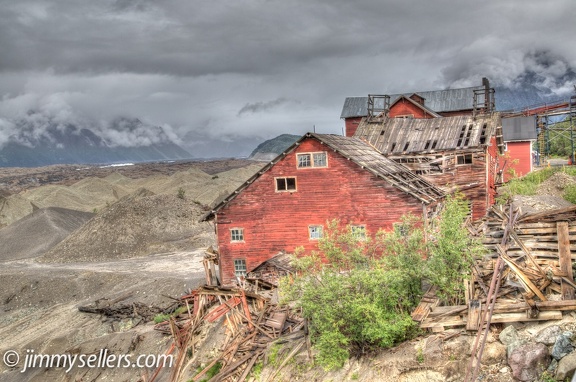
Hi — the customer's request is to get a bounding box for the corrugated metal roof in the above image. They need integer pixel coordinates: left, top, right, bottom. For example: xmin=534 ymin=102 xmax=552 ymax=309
xmin=501 ymin=116 xmax=537 ymax=142
xmin=340 ymin=97 xmax=369 ymax=118
xmin=340 ymin=86 xmax=482 ymax=118
xmin=354 ymin=113 xmax=501 ymax=154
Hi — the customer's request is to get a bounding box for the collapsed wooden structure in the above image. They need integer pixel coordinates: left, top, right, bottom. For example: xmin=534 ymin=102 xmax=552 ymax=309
xmin=354 ymin=113 xmax=504 ymax=220
xmin=150 ymin=282 xmax=306 ymax=382
xmin=412 ymin=204 xmax=576 ymax=332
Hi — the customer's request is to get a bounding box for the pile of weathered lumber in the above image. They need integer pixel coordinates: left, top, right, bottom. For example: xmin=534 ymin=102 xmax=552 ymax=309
xmin=412 ymin=204 xmax=576 ymax=332
xmin=78 ymin=291 xmax=174 ymax=323
xmin=151 ymin=285 xmax=307 ymax=382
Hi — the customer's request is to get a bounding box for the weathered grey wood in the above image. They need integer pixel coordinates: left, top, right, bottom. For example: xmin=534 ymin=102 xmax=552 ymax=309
xmin=558 ymin=221 xmax=575 ymax=300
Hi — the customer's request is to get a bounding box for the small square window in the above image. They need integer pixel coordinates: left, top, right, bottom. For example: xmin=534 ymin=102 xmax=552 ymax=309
xmin=313 ymin=152 xmax=327 ymax=167
xmin=309 ymin=225 xmax=323 ymax=240
xmin=230 ymin=228 xmax=244 ymax=242
xmin=297 ymin=154 xmax=311 ymax=168
xmin=351 ymin=225 xmax=366 ymax=240
xmin=275 ymin=177 xmax=297 ymax=192
xmin=234 ymin=259 xmax=247 ymax=277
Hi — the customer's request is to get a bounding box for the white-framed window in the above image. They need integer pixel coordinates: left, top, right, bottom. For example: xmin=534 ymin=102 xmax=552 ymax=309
xmin=351 ymin=225 xmax=366 ymax=240
xmin=395 ymin=114 xmax=414 ymax=119
xmin=230 ymin=228 xmax=244 ymax=242
xmin=234 ymin=259 xmax=247 ymax=277
xmin=309 ymin=225 xmax=323 ymax=240
xmin=297 ymin=152 xmax=328 ymax=168
xmin=275 ymin=177 xmax=297 ymax=192
xmin=457 ymin=154 xmax=473 ymax=165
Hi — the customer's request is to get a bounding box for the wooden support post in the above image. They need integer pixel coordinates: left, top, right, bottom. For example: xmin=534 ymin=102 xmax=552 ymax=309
xmin=557 ymin=221 xmax=575 ymax=300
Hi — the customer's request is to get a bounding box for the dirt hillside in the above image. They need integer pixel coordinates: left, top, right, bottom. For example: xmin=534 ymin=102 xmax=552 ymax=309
xmin=0 ymin=207 xmax=94 ymax=262
xmin=39 ymin=189 xmax=212 ymax=263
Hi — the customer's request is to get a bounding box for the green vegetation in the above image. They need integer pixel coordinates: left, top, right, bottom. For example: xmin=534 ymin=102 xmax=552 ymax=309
xmin=497 ymin=166 xmax=576 ymax=204
xmin=280 ymin=194 xmax=480 ymax=370
xmin=153 ymin=313 xmax=171 ymax=324
xmin=177 ymin=187 xmax=186 ymax=199
xmin=416 ymin=347 xmax=424 ymax=364
xmin=427 ymin=194 xmax=484 ymax=305
xmin=564 ymin=184 xmax=576 ymax=204
xmin=546 ymin=118 xmax=574 ymax=158
xmin=192 ymin=362 xmax=223 ymax=382
xmin=153 ymin=306 xmax=188 ymax=324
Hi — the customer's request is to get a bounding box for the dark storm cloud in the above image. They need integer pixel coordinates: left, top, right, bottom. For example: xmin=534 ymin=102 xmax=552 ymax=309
xmin=0 ymin=0 xmax=574 ymax=156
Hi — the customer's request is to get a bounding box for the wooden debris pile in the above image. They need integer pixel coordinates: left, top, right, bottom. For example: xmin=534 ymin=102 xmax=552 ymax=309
xmin=78 ymin=291 xmax=174 ymax=323
xmin=412 ymin=204 xmax=576 ymax=332
xmin=151 ymin=285 xmax=306 ymax=382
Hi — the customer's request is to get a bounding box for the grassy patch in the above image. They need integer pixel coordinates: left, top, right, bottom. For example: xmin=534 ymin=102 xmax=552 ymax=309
xmin=497 ymin=167 xmax=570 ymax=204
xmin=153 ymin=313 xmax=171 ymax=323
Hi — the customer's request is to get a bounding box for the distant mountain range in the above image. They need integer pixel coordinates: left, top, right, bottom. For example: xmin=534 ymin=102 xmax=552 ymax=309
xmin=249 ymin=134 xmax=300 ymax=161
xmin=0 ymin=118 xmax=192 ymax=167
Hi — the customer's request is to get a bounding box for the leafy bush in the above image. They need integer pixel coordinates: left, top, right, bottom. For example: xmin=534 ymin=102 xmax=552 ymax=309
xmin=280 ymin=195 xmax=479 ymax=369
xmin=427 ymin=194 xmax=482 ymax=305
xmin=281 ymin=217 xmax=427 ymax=370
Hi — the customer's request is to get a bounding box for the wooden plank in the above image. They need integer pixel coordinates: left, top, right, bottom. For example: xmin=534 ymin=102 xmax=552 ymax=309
xmin=466 ymin=300 xmax=481 ymax=330
xmin=558 ymin=221 xmax=575 ymax=300
xmin=489 ymin=311 xmax=562 ymax=324
xmin=499 ymin=250 xmax=547 ymax=302
xmin=421 ymin=311 xmax=563 ymax=329
xmin=411 ymin=286 xmax=439 ymax=322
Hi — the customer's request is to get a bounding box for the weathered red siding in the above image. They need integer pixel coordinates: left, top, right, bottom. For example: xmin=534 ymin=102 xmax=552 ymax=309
xmin=389 ymin=100 xmax=434 ymax=119
xmin=345 ymin=117 xmax=362 ymax=137
xmin=500 ymin=141 xmax=532 ymax=182
xmin=215 ymin=138 xmax=430 ymax=284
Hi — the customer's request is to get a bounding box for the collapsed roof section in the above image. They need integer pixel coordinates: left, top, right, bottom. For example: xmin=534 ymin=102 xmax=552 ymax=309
xmin=354 ymin=113 xmax=503 ymax=155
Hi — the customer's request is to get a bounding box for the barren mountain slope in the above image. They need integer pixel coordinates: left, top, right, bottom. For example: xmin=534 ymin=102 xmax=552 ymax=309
xmin=39 ymin=189 xmax=212 ymax=263
xmin=0 ymin=194 xmax=37 ymax=228
xmin=0 ymin=207 xmax=94 ymax=261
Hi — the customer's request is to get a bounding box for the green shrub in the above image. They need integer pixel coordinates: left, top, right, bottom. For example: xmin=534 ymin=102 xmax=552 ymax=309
xmin=177 ymin=187 xmax=186 ymax=199
xmin=281 ymin=218 xmax=426 ymax=370
xmin=564 ymin=184 xmax=576 ymax=204
xmin=426 ymin=193 xmax=482 ymax=305
xmin=280 ymin=194 xmax=481 ymax=369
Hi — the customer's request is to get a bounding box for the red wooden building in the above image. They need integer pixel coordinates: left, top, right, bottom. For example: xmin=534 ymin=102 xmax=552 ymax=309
xmin=340 ymin=79 xmax=493 ymax=137
xmin=202 ymin=133 xmax=445 ymax=285
xmin=499 ymin=116 xmax=538 ymax=182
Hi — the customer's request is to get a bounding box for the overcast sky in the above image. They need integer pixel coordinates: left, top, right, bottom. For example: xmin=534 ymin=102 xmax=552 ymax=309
xmin=0 ymin=0 xmax=575 ymax=157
